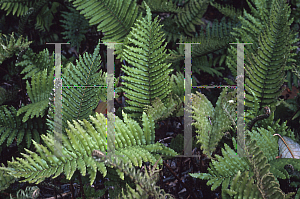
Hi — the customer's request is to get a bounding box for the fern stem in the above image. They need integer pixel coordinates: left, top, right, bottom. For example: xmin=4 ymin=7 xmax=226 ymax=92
xmin=273 ymin=134 xmax=295 ymax=158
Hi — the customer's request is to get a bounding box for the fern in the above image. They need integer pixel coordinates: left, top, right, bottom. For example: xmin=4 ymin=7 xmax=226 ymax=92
xmin=187 ymin=87 xmax=237 ymax=159
xmin=173 ymin=0 xmax=208 ymax=36
xmin=16 ymin=68 xmax=54 ymax=123
xmin=210 ymin=1 xmax=243 ymax=23
xmin=118 ymin=2 xmax=174 ymax=122
xmin=60 ymin=6 xmax=90 ymax=52
xmin=226 ymin=0 xmax=299 ymax=109
xmin=69 ymin=0 xmax=143 ymax=44
xmin=0 ymin=32 xmax=32 ymax=64
xmin=92 ymin=151 xmax=175 ymax=198
xmin=0 ymin=163 xmax=17 ymax=192
xmin=0 ymin=111 xmax=177 ymax=186
xmin=0 ymin=105 xmax=45 ymax=150
xmin=166 ymin=17 xmax=237 ymax=77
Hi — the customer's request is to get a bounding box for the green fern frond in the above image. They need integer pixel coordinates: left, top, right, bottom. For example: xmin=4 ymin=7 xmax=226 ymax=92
xmin=241 ymin=132 xmax=292 ymax=198
xmin=0 ymin=32 xmax=32 ymax=64
xmin=189 ymin=138 xmax=251 ymax=192
xmin=190 ymin=127 xmax=295 ymax=198
xmin=16 ymin=68 xmax=54 ymax=123
xmin=46 ymin=40 xmax=107 ymax=135
xmin=0 ymin=0 xmax=35 ymax=17
xmin=0 ymin=111 xmax=177 ymax=186
xmin=226 ymin=0 xmax=299 ymax=109
xmin=119 ymin=2 xmax=174 ymax=121
xmin=33 ymin=1 xmax=60 ymax=32
xmin=143 ymin=70 xmax=186 ymax=121
xmin=60 ymin=6 xmax=90 ymax=52
xmin=69 ymin=0 xmax=143 ymax=43
xmin=188 ymin=88 xmax=236 ymax=158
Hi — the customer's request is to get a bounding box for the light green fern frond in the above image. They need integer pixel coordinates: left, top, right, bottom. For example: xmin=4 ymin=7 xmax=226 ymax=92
xmin=0 ymin=111 xmax=177 ymax=186
xmin=0 ymin=32 xmax=32 ymax=64
xmin=188 ymin=88 xmax=237 ymax=158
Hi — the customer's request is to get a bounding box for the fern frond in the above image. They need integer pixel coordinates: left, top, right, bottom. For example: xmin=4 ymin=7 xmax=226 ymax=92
xmin=188 ymin=88 xmax=236 ymax=158
xmin=16 ymin=48 xmax=54 ymax=80
xmin=46 ymin=40 xmax=107 ymax=135
xmin=60 ymin=6 xmax=90 ymax=52
xmin=139 ymin=0 xmax=183 ymax=14
xmin=0 ymin=32 xmax=32 ymax=64
xmin=119 ymin=2 xmax=174 ymax=121
xmin=0 ymin=105 xmax=45 ymax=149
xmin=0 ymin=111 xmax=177 ymax=185
xmin=166 ymin=17 xmax=237 ymax=77
xmin=92 ymin=151 xmax=174 ymax=198
xmin=210 ymin=1 xmax=243 ymax=22
xmin=0 ymin=163 xmax=17 ymax=191
xmin=0 ymin=0 xmax=35 ymax=17
xmin=226 ymin=0 xmax=299 ymax=109
xmin=69 ymin=0 xmax=143 ymax=43
xmin=174 ymin=0 xmax=208 ymax=36
xmin=16 ymin=68 xmax=54 ymax=123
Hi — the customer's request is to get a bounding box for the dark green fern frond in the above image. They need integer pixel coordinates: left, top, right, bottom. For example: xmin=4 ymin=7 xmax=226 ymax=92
xmin=0 ymin=32 xmax=32 ymax=64
xmin=166 ymin=17 xmax=237 ymax=77
xmin=159 ymin=14 xmax=185 ymax=44
xmin=10 ymin=0 xmax=60 ymax=36
xmin=60 ymin=6 xmax=90 ymax=52
xmin=120 ymin=2 xmax=174 ymax=121
xmin=69 ymin=0 xmax=143 ymax=43
xmin=0 ymin=105 xmax=45 ymax=150
xmin=0 ymin=0 xmax=36 ymax=17
xmin=16 ymin=68 xmax=54 ymax=123
xmin=16 ymin=48 xmax=54 ymax=80
xmin=174 ymin=0 xmax=209 ymax=36
xmin=33 ymin=1 xmax=60 ymax=32
xmin=0 ymin=111 xmax=177 ymax=186
xmin=210 ymin=1 xmax=243 ymax=23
